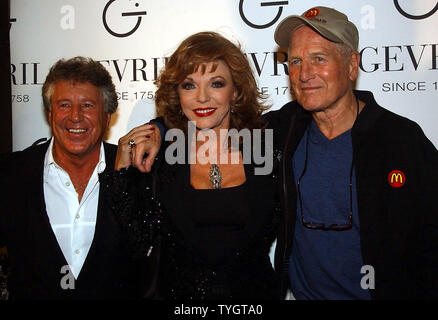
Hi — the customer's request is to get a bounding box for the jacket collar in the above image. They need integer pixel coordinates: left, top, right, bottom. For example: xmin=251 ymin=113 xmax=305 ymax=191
xmin=352 ymin=90 xmax=385 ymax=138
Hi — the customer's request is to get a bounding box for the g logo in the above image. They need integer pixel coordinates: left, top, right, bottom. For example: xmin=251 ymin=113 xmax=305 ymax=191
xmin=239 ymin=0 xmax=289 ymax=29
xmin=103 ymin=0 xmax=147 ymax=37
xmin=394 ymin=0 xmax=438 ymax=20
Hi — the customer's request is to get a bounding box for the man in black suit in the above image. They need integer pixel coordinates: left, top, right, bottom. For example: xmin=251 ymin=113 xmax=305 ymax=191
xmin=0 ymin=57 xmax=140 ymax=299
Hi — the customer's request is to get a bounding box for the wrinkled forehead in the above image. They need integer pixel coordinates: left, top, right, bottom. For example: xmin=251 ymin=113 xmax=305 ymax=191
xmin=51 ymin=80 xmax=103 ymax=101
xmin=54 ymin=79 xmax=98 ymax=89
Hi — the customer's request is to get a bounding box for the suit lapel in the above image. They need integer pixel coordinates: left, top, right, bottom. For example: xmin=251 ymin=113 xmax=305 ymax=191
xmin=78 ymin=142 xmax=118 ymax=279
xmin=24 ymin=141 xmax=69 ymax=278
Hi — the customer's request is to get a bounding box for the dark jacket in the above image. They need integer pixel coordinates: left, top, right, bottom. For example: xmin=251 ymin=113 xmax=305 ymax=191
xmin=0 ymin=140 xmax=140 ymax=300
xmin=265 ymin=90 xmax=438 ymax=299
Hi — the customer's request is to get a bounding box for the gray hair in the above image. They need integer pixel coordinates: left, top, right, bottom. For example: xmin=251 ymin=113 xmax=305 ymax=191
xmin=333 ymin=42 xmax=355 ymax=64
xmin=42 ymin=56 xmax=118 ymax=114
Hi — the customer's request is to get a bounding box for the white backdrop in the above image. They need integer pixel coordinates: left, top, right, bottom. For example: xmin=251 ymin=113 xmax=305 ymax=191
xmin=10 ymin=0 xmax=438 ymax=150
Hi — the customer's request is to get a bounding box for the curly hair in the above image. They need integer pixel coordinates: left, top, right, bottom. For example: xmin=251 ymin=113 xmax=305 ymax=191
xmin=155 ymin=31 xmax=269 ymax=132
xmin=42 ymin=56 xmax=118 ymax=114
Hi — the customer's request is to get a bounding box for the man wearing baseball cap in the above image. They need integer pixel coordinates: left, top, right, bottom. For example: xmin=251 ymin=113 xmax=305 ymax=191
xmin=266 ymin=6 xmax=438 ymax=299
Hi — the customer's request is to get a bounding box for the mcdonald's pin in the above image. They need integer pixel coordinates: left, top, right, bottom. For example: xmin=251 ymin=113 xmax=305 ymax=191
xmin=305 ymin=8 xmax=320 ymax=18
xmin=388 ymin=170 xmax=406 ymax=188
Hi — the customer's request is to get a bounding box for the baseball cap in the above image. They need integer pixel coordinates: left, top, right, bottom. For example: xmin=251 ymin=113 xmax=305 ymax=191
xmin=274 ymin=6 xmax=359 ymax=50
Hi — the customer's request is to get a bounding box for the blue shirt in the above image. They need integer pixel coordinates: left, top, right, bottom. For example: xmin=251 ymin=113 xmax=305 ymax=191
xmin=289 ymin=121 xmax=371 ymax=300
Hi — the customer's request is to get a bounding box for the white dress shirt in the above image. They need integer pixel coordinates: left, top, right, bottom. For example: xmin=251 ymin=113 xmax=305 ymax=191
xmin=43 ymin=138 xmax=106 ymax=279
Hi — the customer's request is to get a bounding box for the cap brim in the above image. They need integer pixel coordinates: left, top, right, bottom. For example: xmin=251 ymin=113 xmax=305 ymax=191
xmin=274 ymin=15 xmax=344 ymax=47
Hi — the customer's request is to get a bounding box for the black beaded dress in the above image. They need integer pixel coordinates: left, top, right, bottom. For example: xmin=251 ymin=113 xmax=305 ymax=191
xmin=101 ymin=145 xmax=282 ymax=300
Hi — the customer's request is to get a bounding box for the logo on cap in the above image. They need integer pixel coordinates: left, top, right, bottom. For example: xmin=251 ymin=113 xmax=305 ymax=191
xmin=304 ymin=8 xmax=320 ymax=18
xmin=388 ymin=170 xmax=406 ymax=188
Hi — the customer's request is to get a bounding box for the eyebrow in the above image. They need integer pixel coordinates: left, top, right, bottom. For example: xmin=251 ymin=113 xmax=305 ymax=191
xmin=182 ymin=75 xmax=226 ymax=82
xmin=289 ymin=50 xmax=330 ymax=58
xmin=288 ymin=50 xmax=331 ymax=62
xmin=210 ymin=76 xmax=226 ymax=81
xmin=310 ymin=51 xmax=329 ymax=56
xmin=54 ymin=98 xmax=71 ymax=103
xmin=54 ymin=97 xmax=97 ymax=104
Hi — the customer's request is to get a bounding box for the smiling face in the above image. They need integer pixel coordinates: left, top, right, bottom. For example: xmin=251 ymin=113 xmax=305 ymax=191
xmin=288 ymin=26 xmax=358 ymax=113
xmin=49 ymin=80 xmax=111 ymax=162
xmin=177 ymin=60 xmax=237 ymax=133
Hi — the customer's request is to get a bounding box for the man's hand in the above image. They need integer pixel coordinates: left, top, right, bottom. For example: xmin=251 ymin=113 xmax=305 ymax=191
xmin=115 ymin=123 xmax=162 ymax=172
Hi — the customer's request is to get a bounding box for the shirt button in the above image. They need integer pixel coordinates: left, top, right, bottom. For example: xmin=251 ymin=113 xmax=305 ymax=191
xmin=66 ymin=182 xmax=71 ymax=187
xmin=74 ymin=249 xmax=80 ymax=254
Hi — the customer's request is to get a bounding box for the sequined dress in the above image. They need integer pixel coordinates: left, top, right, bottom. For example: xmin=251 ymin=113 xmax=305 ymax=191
xmin=101 ymin=150 xmax=282 ymax=300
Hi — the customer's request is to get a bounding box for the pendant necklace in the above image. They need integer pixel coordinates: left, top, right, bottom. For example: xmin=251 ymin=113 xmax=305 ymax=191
xmin=209 ymin=164 xmax=222 ymax=189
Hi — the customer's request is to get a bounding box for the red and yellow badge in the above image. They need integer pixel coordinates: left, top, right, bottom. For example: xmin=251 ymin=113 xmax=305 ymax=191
xmin=304 ymin=8 xmax=320 ymax=18
xmin=388 ymin=170 xmax=406 ymax=188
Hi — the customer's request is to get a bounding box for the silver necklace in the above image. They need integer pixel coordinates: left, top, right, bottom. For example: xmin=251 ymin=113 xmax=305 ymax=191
xmin=209 ymin=164 xmax=222 ymax=189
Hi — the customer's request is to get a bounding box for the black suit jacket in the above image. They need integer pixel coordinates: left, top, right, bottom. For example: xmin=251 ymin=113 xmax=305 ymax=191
xmin=0 ymin=140 xmax=140 ymax=300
